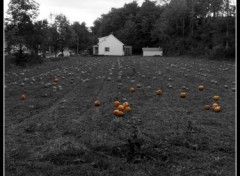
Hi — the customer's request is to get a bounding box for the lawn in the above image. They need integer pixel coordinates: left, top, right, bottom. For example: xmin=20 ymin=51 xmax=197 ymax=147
xmin=4 ymin=56 xmax=236 ymax=176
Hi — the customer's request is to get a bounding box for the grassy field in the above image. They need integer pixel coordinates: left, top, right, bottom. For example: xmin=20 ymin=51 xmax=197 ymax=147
xmin=4 ymin=56 xmax=236 ymax=176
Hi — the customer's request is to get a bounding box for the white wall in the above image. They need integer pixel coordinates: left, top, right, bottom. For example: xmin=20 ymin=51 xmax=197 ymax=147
xmin=143 ymin=50 xmax=163 ymax=56
xmin=98 ymin=35 xmax=124 ymax=56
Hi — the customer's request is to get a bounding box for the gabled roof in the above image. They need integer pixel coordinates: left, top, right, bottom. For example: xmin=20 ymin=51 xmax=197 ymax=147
xmin=98 ymin=33 xmax=124 ymax=45
xmin=142 ymin=47 xmax=163 ymax=51
xmin=98 ymin=36 xmax=108 ymax=43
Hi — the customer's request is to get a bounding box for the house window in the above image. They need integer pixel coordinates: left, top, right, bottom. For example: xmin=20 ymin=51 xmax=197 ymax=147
xmin=105 ymin=47 xmax=110 ymax=52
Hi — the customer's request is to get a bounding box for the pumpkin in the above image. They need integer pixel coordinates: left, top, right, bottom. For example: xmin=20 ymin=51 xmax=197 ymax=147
xmin=213 ymin=95 xmax=220 ymax=101
xmin=213 ymin=106 xmax=221 ymax=112
xmin=123 ymin=102 xmax=129 ymax=107
xmin=53 ymin=77 xmax=59 ymax=84
xmin=179 ymin=92 xmax=186 ymax=98
xmin=118 ymin=105 xmax=125 ymax=111
xmin=94 ymin=100 xmax=101 ymax=106
xmin=20 ymin=94 xmax=27 ymax=100
xmin=212 ymin=103 xmax=219 ymax=109
xmin=204 ymin=104 xmax=210 ymax=110
xmin=118 ymin=110 xmax=124 ymax=117
xmin=114 ymin=101 xmax=120 ymax=107
xmin=113 ymin=109 xmax=120 ymax=116
xmin=198 ymin=85 xmax=204 ymax=91
xmin=137 ymin=84 xmax=141 ymax=88
xmin=129 ymin=87 xmax=135 ymax=92
xmin=156 ymin=89 xmax=163 ymax=95
xmin=124 ymin=106 xmax=131 ymax=112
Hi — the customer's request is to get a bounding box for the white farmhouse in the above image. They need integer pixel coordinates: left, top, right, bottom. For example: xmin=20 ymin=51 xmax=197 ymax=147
xmin=93 ymin=33 xmax=132 ymax=56
xmin=142 ymin=47 xmax=163 ymax=56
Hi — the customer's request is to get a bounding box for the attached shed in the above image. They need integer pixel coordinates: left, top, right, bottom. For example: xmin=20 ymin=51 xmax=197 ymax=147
xmin=123 ymin=46 xmax=132 ymax=56
xmin=142 ymin=47 xmax=163 ymax=56
xmin=93 ymin=33 xmax=132 ymax=56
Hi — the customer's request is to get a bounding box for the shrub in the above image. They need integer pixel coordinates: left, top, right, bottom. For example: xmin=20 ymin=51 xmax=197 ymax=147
xmin=5 ymin=55 xmax=17 ymax=71
xmin=208 ymin=45 xmax=235 ymax=60
xmin=14 ymin=52 xmax=31 ymax=66
xmin=10 ymin=52 xmax=44 ymax=67
xmin=224 ymin=46 xmax=235 ymax=58
xmin=28 ymin=54 xmax=44 ymax=65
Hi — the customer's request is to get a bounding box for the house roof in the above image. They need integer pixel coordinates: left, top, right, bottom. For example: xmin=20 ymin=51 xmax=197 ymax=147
xmin=142 ymin=47 xmax=163 ymax=51
xmin=98 ymin=36 xmax=108 ymax=43
xmin=98 ymin=33 xmax=124 ymax=45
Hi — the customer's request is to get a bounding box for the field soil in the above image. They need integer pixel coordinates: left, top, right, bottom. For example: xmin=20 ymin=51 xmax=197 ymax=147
xmin=4 ymin=56 xmax=235 ymax=176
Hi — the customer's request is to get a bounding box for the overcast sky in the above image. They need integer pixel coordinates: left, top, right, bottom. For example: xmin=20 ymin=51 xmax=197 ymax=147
xmin=4 ymin=0 xmax=236 ymax=28
xmin=4 ymin=0 xmax=146 ymax=27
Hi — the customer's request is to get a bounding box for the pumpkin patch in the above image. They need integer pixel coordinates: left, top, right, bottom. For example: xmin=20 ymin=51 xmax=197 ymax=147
xmin=5 ymin=55 xmax=234 ymax=176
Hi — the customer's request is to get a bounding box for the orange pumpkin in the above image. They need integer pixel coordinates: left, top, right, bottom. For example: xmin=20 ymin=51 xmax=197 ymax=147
xmin=123 ymin=102 xmax=129 ymax=107
xmin=20 ymin=94 xmax=27 ymax=100
xmin=114 ymin=101 xmax=120 ymax=107
xmin=212 ymin=103 xmax=219 ymax=109
xmin=213 ymin=95 xmax=220 ymax=101
xmin=94 ymin=100 xmax=101 ymax=106
xmin=117 ymin=110 xmax=124 ymax=116
xmin=53 ymin=78 xmax=59 ymax=84
xmin=213 ymin=106 xmax=221 ymax=112
xmin=204 ymin=104 xmax=210 ymax=110
xmin=124 ymin=106 xmax=131 ymax=112
xmin=156 ymin=89 xmax=163 ymax=95
xmin=113 ymin=109 xmax=120 ymax=116
xmin=137 ymin=84 xmax=141 ymax=88
xmin=118 ymin=105 xmax=125 ymax=111
xmin=129 ymin=87 xmax=135 ymax=92
xmin=179 ymin=92 xmax=186 ymax=98
xmin=198 ymin=85 xmax=204 ymax=91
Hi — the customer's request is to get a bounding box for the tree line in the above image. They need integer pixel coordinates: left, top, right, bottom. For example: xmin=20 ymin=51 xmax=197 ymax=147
xmin=4 ymin=0 xmax=94 ymax=59
xmin=4 ymin=0 xmax=235 ymax=63
xmin=91 ymin=0 xmax=235 ymax=58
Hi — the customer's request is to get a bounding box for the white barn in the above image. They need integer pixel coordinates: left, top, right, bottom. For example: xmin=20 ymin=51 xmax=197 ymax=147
xmin=142 ymin=47 xmax=163 ymax=56
xmin=93 ymin=33 xmax=132 ymax=56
